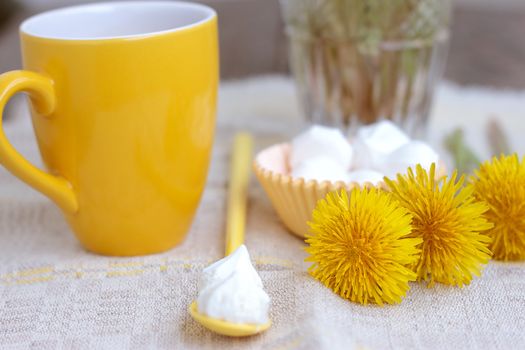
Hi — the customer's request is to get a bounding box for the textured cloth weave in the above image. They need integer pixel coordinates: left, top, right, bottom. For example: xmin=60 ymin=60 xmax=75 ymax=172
xmin=1 ymin=77 xmax=525 ymax=349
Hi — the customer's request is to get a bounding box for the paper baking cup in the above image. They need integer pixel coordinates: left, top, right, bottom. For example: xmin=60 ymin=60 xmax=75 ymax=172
xmin=253 ymin=143 xmax=386 ymax=238
xmin=254 ymin=143 xmax=446 ymax=239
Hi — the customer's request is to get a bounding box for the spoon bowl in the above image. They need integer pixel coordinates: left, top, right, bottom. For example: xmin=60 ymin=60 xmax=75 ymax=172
xmin=189 ymin=301 xmax=271 ymax=337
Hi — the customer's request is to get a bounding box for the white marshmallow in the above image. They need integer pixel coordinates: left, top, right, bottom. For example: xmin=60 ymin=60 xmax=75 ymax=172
xmin=347 ymin=169 xmax=385 ymax=185
xmin=292 ymin=157 xmax=350 ymax=183
xmin=287 ymin=122 xmax=439 ymax=185
xmin=290 ymin=125 xmax=353 ymax=170
xmin=352 ymin=120 xmax=410 ymax=169
xmin=379 ymin=140 xmax=439 ymax=178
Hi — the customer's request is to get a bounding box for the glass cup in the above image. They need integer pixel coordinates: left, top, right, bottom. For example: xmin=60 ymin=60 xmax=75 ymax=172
xmin=280 ymin=0 xmax=452 ymax=137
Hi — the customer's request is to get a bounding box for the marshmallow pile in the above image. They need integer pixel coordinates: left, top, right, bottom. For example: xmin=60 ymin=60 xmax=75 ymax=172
xmin=290 ymin=121 xmax=439 ymax=184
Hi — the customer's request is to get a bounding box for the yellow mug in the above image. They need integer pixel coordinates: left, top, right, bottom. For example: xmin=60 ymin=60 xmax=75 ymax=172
xmin=0 ymin=2 xmax=218 ymax=256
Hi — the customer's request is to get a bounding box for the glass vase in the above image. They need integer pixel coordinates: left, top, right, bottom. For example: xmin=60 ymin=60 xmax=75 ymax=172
xmin=280 ymin=0 xmax=452 ymax=137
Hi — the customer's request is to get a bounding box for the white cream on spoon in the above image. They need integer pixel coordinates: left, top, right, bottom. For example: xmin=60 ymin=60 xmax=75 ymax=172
xmin=197 ymin=244 xmax=270 ymax=325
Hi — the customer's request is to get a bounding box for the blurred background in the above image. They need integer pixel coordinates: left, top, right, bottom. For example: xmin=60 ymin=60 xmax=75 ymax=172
xmin=1 ymin=0 xmax=525 ymax=88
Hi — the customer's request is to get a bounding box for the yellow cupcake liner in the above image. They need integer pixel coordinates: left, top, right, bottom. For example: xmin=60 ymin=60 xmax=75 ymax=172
xmin=254 ymin=143 xmax=446 ymax=238
xmin=253 ymin=143 xmax=386 ymax=238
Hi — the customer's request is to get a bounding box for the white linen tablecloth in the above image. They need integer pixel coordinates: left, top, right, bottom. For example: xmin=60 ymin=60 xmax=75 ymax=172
xmin=0 ymin=77 xmax=524 ymax=349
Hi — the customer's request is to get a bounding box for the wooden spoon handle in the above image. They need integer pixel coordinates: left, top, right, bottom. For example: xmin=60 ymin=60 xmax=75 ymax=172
xmin=225 ymin=132 xmax=253 ymax=256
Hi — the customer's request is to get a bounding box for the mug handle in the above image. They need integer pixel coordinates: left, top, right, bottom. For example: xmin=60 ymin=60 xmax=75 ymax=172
xmin=0 ymin=70 xmax=78 ymax=214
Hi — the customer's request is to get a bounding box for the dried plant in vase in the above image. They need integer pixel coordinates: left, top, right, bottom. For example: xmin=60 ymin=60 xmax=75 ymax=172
xmin=280 ymin=0 xmax=452 ymax=137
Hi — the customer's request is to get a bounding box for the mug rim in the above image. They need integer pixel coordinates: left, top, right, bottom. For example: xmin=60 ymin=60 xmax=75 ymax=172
xmin=20 ymin=1 xmax=217 ymax=42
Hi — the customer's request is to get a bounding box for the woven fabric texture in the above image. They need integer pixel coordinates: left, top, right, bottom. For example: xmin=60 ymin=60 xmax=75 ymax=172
xmin=0 ymin=78 xmax=525 ymax=349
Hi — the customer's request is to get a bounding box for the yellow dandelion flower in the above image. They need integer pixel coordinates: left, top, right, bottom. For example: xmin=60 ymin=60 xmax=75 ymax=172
xmin=305 ymin=188 xmax=421 ymax=306
xmin=471 ymin=154 xmax=525 ymax=260
xmin=384 ymin=164 xmax=493 ymax=287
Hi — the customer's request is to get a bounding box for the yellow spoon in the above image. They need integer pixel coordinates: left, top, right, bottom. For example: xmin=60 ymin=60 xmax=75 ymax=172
xmin=189 ymin=132 xmax=272 ymax=337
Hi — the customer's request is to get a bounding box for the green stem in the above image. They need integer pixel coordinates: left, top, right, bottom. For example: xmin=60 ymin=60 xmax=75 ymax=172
xmin=444 ymin=128 xmax=481 ymax=176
